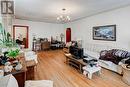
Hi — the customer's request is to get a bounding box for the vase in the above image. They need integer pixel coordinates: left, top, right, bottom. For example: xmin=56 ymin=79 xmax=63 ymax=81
xmin=4 ymin=65 xmax=13 ymax=72
xmin=15 ymin=62 xmax=22 ymax=71
xmin=0 ymin=69 xmax=4 ymax=77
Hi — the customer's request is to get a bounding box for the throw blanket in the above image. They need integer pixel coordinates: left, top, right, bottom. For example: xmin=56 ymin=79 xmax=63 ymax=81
xmin=99 ymin=49 xmax=130 ymax=65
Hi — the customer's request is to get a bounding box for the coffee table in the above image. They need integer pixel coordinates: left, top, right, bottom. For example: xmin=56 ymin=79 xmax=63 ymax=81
xmin=83 ymin=65 xmax=101 ymax=79
xmin=65 ymin=53 xmax=97 ymax=73
xmin=65 ymin=53 xmax=87 ymax=73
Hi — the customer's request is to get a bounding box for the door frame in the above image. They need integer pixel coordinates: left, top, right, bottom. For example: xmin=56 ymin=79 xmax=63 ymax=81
xmin=13 ymin=25 xmax=29 ymax=48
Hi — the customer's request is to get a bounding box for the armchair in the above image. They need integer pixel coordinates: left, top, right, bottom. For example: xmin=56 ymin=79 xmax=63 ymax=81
xmin=0 ymin=74 xmax=53 ymax=87
xmin=24 ymin=51 xmax=38 ymax=64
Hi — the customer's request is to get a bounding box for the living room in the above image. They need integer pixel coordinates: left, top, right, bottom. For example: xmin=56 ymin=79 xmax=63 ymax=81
xmin=0 ymin=0 xmax=130 ymax=87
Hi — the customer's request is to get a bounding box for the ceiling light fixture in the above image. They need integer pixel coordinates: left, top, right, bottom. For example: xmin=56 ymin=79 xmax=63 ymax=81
xmin=57 ymin=8 xmax=70 ymax=23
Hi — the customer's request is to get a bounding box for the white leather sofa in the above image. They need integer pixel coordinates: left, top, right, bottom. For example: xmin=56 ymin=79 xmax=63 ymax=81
xmin=84 ymin=43 xmax=129 ymax=74
xmin=24 ymin=50 xmax=38 ymax=64
xmin=20 ymin=49 xmax=38 ymax=64
xmin=0 ymin=74 xmax=18 ymax=87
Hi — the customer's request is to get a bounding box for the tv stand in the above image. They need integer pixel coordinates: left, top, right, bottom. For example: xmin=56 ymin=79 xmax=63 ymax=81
xmin=72 ymin=55 xmax=81 ymax=59
xmin=69 ymin=46 xmax=84 ymax=58
xmin=65 ymin=53 xmax=87 ymax=73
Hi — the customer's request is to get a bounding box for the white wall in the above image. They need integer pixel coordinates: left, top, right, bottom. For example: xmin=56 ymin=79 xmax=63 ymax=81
xmin=13 ymin=19 xmax=64 ymax=49
xmin=65 ymin=5 xmax=130 ymax=50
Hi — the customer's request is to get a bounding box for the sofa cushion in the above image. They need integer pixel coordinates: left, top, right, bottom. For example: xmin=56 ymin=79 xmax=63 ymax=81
xmin=84 ymin=50 xmax=100 ymax=59
xmin=99 ymin=60 xmax=113 ymax=67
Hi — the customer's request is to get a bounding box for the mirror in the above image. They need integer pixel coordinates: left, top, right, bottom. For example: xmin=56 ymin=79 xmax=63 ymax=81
xmin=13 ymin=25 xmax=29 ymax=48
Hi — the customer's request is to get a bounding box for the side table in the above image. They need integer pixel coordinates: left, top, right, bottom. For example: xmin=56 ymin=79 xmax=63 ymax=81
xmin=122 ymin=64 xmax=130 ymax=85
xmin=26 ymin=60 xmax=37 ymax=80
xmin=0 ymin=58 xmax=27 ymax=87
xmin=83 ymin=65 xmax=101 ymax=79
xmin=65 ymin=53 xmax=87 ymax=73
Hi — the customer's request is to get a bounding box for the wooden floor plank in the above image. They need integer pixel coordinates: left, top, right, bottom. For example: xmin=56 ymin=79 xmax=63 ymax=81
xmin=34 ymin=50 xmax=129 ymax=87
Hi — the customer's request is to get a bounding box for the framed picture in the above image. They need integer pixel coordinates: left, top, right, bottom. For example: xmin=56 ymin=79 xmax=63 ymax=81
xmin=1 ymin=1 xmax=14 ymax=14
xmin=93 ymin=25 xmax=116 ymax=41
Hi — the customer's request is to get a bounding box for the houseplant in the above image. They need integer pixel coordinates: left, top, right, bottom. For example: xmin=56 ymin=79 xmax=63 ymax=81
xmin=0 ymin=22 xmax=20 ymax=65
xmin=7 ymin=49 xmax=22 ymax=71
xmin=0 ymin=52 xmax=9 ymax=65
xmin=7 ymin=49 xmax=20 ymax=61
xmin=0 ymin=23 xmax=17 ymax=48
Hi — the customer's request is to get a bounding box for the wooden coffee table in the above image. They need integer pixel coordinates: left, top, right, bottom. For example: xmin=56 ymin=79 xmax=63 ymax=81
xmin=65 ymin=53 xmax=87 ymax=73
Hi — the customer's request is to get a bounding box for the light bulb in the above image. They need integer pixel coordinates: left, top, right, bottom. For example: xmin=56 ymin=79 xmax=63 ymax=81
xmin=60 ymin=15 xmax=63 ymax=18
xmin=57 ymin=17 xmax=60 ymax=20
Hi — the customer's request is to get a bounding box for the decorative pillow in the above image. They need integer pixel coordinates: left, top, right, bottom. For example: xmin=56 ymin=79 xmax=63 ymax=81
xmin=100 ymin=50 xmax=107 ymax=56
xmin=100 ymin=50 xmax=114 ymax=61
xmin=99 ymin=50 xmax=108 ymax=60
xmin=105 ymin=50 xmax=114 ymax=61
xmin=112 ymin=49 xmax=130 ymax=58
xmin=100 ymin=49 xmax=130 ymax=65
xmin=100 ymin=49 xmax=120 ymax=64
xmin=66 ymin=42 xmax=72 ymax=47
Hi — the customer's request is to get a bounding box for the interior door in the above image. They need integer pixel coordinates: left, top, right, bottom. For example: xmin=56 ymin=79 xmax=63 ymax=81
xmin=66 ymin=28 xmax=71 ymax=43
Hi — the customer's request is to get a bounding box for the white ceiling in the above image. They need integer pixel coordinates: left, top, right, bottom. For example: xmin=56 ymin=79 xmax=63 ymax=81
xmin=14 ymin=0 xmax=130 ymax=23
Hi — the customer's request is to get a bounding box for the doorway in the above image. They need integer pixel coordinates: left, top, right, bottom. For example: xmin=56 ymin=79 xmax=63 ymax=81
xmin=66 ymin=28 xmax=71 ymax=43
xmin=13 ymin=25 xmax=29 ymax=48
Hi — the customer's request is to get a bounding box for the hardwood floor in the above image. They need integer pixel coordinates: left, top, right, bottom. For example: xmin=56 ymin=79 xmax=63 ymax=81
xmin=35 ymin=50 xmax=129 ymax=87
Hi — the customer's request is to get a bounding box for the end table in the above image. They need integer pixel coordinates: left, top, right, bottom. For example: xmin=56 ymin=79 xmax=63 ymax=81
xmin=83 ymin=65 xmax=101 ymax=79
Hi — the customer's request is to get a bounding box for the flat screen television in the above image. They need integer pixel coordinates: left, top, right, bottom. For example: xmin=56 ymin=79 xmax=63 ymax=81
xmin=69 ymin=46 xmax=84 ymax=59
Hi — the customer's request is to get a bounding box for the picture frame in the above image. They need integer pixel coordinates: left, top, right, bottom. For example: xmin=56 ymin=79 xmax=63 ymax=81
xmin=93 ymin=25 xmax=116 ymax=41
xmin=1 ymin=1 xmax=14 ymax=14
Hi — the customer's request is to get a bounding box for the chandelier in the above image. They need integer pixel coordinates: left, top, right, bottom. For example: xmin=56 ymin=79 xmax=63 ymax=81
xmin=57 ymin=8 xmax=70 ymax=23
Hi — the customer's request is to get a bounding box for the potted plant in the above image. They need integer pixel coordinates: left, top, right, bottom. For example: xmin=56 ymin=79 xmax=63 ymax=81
xmin=0 ymin=23 xmax=17 ymax=49
xmin=0 ymin=52 xmax=9 ymax=65
xmin=7 ymin=49 xmax=20 ymax=62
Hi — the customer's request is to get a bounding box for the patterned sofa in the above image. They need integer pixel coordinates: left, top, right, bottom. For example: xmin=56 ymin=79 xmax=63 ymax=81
xmin=84 ymin=43 xmax=130 ymax=74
